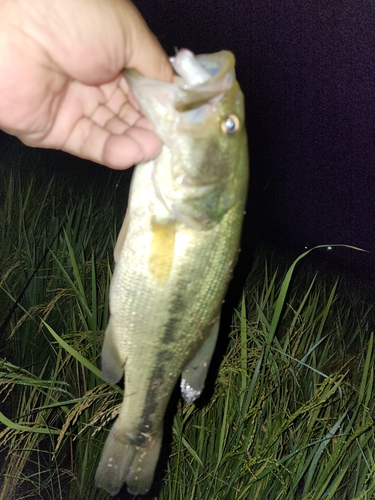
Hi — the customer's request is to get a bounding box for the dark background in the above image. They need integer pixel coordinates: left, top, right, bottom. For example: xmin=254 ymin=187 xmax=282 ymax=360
xmin=1 ymin=1 xmax=375 ymax=286
xmin=133 ymin=0 xmax=375 ymax=284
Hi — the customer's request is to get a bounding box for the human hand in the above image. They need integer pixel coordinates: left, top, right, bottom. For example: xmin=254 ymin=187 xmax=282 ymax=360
xmin=0 ymin=0 xmax=173 ymax=169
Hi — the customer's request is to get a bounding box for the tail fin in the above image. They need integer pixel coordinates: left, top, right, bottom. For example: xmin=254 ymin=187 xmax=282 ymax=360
xmin=95 ymin=419 xmax=163 ymax=496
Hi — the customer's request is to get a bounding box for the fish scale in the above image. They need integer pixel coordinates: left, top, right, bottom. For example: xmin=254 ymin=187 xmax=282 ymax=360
xmin=95 ymin=49 xmax=249 ymax=496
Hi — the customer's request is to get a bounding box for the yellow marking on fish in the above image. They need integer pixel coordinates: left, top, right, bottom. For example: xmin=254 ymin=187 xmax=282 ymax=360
xmin=149 ymin=221 xmax=176 ymax=283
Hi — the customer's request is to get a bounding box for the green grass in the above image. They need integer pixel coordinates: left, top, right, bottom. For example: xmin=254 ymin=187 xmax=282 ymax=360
xmin=162 ymin=256 xmax=375 ymax=500
xmin=1 ymin=154 xmax=375 ymax=499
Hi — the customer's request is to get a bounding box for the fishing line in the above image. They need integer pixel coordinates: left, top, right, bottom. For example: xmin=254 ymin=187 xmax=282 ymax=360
xmin=0 ymin=216 xmax=67 ymax=338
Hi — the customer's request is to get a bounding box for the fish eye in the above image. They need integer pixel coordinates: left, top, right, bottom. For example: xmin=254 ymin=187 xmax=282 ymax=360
xmin=221 ymin=114 xmax=241 ymax=135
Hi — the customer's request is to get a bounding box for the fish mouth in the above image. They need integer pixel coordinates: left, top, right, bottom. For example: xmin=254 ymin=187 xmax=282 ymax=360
xmin=125 ymin=49 xmax=236 ymax=129
xmin=170 ymin=49 xmax=235 ymax=112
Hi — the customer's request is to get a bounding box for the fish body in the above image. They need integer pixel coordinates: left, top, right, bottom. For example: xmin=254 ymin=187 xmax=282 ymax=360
xmin=95 ymin=49 xmax=248 ymax=496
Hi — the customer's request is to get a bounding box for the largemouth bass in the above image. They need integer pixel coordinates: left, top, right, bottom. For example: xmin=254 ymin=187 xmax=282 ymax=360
xmin=95 ymin=49 xmax=249 ymax=496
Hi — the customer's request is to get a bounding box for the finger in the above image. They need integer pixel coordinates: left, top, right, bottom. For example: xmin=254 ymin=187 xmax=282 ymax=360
xmin=121 ymin=0 xmax=174 ymax=83
xmin=104 ymin=128 xmax=162 ymax=169
xmin=90 ymin=105 xmax=138 ymax=134
xmin=61 ymin=117 xmax=162 ymax=169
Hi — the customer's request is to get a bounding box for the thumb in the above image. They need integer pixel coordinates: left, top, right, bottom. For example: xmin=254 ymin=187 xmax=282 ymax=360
xmin=121 ymin=1 xmax=173 ymax=83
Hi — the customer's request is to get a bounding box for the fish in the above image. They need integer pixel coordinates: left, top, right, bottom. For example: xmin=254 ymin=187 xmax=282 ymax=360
xmin=95 ymin=48 xmax=249 ymax=496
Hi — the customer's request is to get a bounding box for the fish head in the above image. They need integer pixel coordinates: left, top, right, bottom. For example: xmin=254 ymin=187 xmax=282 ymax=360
xmin=125 ymin=49 xmax=248 ymax=230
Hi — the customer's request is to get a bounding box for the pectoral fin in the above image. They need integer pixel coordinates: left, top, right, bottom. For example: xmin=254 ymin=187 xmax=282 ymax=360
xmin=180 ymin=318 xmax=220 ymax=403
xmin=101 ymin=319 xmax=125 ymax=384
xmin=114 ymin=208 xmax=130 ymax=263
